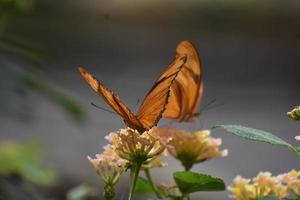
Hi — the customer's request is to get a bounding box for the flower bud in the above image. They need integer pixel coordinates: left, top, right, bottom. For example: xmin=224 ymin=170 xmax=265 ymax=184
xmin=287 ymin=106 xmax=300 ymax=121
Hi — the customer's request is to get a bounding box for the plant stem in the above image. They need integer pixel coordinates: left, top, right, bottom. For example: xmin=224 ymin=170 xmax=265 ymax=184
xmin=144 ymin=169 xmax=163 ymax=199
xmin=184 ymin=165 xmax=192 ymax=171
xmin=128 ymin=163 xmax=142 ymax=200
xmin=184 ymin=166 xmax=191 ymax=200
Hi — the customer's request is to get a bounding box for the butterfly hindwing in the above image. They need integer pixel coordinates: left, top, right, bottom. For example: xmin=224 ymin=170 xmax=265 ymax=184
xmin=162 ymin=40 xmax=203 ymax=122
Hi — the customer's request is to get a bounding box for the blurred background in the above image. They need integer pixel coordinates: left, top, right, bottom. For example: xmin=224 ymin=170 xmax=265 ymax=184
xmin=1 ymin=0 xmax=300 ymax=199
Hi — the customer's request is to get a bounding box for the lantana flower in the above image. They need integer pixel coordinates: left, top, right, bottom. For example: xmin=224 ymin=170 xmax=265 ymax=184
xmin=109 ymin=128 xmax=165 ymax=166
xmin=229 ymin=171 xmax=291 ymax=200
xmin=253 ymin=172 xmax=285 ymax=198
xmin=228 ymin=176 xmax=257 ymax=200
xmin=153 ymin=128 xmax=228 ymax=170
xmin=88 ymin=147 xmax=128 ymax=199
xmin=277 ymin=170 xmax=300 ymax=197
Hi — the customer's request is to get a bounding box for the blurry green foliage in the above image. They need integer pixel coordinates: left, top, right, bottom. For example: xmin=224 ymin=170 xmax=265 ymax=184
xmin=0 ymin=0 xmax=33 ymax=26
xmin=66 ymin=184 xmax=98 ymax=200
xmin=24 ymin=74 xmax=84 ymax=122
xmin=0 ymin=140 xmax=57 ymax=186
xmin=0 ymin=34 xmax=47 ymax=66
xmin=0 ymin=0 xmax=84 ymax=122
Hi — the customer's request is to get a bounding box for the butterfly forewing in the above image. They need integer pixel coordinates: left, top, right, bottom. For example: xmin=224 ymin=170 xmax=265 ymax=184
xmin=136 ymin=56 xmax=187 ymax=128
xmin=78 ymin=67 xmax=144 ymax=131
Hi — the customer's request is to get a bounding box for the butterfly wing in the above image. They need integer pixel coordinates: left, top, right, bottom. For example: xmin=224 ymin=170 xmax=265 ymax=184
xmin=136 ymin=56 xmax=187 ymax=129
xmin=163 ymin=40 xmax=203 ymax=121
xmin=78 ymin=67 xmax=144 ymax=131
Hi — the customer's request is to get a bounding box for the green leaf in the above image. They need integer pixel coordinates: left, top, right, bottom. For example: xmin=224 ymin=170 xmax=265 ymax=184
xmin=135 ymin=177 xmax=154 ymax=194
xmin=173 ymin=171 xmax=225 ymax=194
xmin=295 ymin=145 xmax=300 ymax=153
xmin=214 ymin=125 xmax=300 ymax=157
xmin=215 ymin=125 xmax=291 ymax=147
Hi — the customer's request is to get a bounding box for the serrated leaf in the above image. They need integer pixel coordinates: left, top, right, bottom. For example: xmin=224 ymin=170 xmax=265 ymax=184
xmin=135 ymin=177 xmax=154 ymax=194
xmin=215 ymin=125 xmax=291 ymax=147
xmin=173 ymin=171 xmax=225 ymax=194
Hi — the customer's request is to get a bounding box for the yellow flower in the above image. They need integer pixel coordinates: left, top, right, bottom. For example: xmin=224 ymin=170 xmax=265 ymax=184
xmin=287 ymin=106 xmax=300 ymax=121
xmin=228 ymin=176 xmax=257 ymax=200
xmin=277 ymin=170 xmax=300 ymax=197
xmin=253 ymin=172 xmax=278 ymax=197
xmin=153 ymin=128 xmax=227 ymax=170
xmin=273 ymin=184 xmax=288 ymax=199
xmin=229 ymin=172 xmax=289 ymax=200
xmin=109 ymin=128 xmax=165 ymax=165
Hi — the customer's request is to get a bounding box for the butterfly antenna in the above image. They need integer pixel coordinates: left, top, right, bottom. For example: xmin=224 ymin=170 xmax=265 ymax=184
xmin=204 ymin=102 xmax=225 ymax=112
xmin=199 ymin=99 xmax=225 ymax=115
xmin=133 ymin=99 xmax=140 ymax=110
xmin=199 ymin=98 xmax=217 ymax=113
xmin=90 ymin=102 xmax=118 ymax=115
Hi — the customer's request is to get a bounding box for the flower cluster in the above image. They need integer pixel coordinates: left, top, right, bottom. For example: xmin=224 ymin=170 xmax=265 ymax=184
xmin=88 ymin=127 xmax=228 ymax=199
xmin=108 ymin=128 xmax=165 ymax=165
xmin=277 ymin=170 xmax=300 ymax=197
xmin=88 ymin=147 xmax=128 ymax=199
xmin=228 ymin=170 xmax=300 ymax=200
xmin=88 ymin=128 xmax=167 ymax=200
xmin=153 ymin=128 xmax=228 ymax=170
xmin=88 ymin=147 xmax=128 ymax=183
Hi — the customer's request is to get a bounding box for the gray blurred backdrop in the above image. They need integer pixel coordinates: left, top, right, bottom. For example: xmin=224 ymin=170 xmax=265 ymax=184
xmin=1 ymin=0 xmax=300 ymax=199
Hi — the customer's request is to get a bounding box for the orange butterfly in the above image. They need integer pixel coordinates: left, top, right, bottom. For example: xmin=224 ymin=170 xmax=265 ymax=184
xmin=78 ymin=49 xmax=187 ymax=133
xmin=162 ymin=40 xmax=203 ymax=122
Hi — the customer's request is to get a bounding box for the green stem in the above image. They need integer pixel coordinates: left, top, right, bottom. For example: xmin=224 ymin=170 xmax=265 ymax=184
xmin=104 ymin=182 xmax=115 ymax=200
xmin=128 ymin=163 xmax=142 ymax=200
xmin=184 ymin=165 xmax=192 ymax=171
xmin=184 ymin=167 xmax=191 ymax=200
xmin=144 ymin=169 xmax=163 ymax=199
